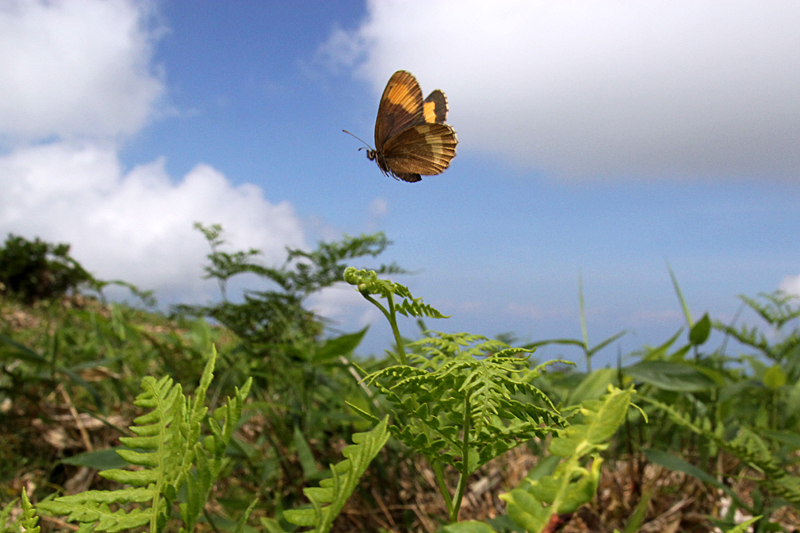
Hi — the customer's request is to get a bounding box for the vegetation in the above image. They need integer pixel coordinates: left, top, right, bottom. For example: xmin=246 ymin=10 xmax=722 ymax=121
xmin=0 ymin=234 xmax=96 ymax=304
xmin=1 ymin=230 xmax=799 ymax=532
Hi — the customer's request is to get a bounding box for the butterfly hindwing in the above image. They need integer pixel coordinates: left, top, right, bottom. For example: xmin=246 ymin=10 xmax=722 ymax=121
xmin=422 ymin=89 xmax=448 ymax=124
xmin=382 ymin=123 xmax=458 ymax=182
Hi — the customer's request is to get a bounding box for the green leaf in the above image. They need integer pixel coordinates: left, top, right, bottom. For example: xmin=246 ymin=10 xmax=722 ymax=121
xmin=504 ymin=387 xmax=633 ymax=532
xmin=60 ymin=448 xmax=131 ymax=470
xmin=762 ymin=365 xmax=786 ymax=389
xmin=501 ymin=489 xmax=553 ymax=533
xmin=624 ymin=361 xmax=716 ymax=392
xmin=486 ymin=514 xmax=525 ymax=533
xmin=643 ymin=449 xmax=748 ymax=510
xmin=294 ymin=426 xmax=320 ymax=479
xmin=35 ymin=347 xmax=252 ymax=533
xmin=622 ymin=489 xmax=651 ymax=533
xmin=442 ymin=520 xmax=497 ymax=533
xmin=0 ymin=334 xmax=48 ymax=363
xmin=259 ymin=517 xmax=289 ymax=533
xmin=566 ymin=369 xmax=616 ymax=406
xmin=725 ymin=516 xmax=761 ymax=533
xmin=689 ymin=313 xmax=711 ymax=346
xmin=314 ymin=328 xmax=368 ymax=363
xmin=20 ymin=489 xmax=40 ymax=533
xmin=667 ymin=262 xmax=693 ymax=326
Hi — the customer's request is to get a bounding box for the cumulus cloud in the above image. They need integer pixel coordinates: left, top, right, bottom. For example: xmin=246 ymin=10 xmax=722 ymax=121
xmin=320 ymin=0 xmax=800 ymax=180
xmin=0 ymin=0 xmax=308 ymax=304
xmin=308 ymin=283 xmax=380 ymax=328
xmin=0 ymin=0 xmax=164 ymax=142
xmin=0 ymin=142 xmax=306 ymax=300
xmin=779 ymin=274 xmax=800 ymax=297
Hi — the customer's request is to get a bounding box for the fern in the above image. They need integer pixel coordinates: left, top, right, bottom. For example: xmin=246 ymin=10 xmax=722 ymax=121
xmin=36 ymin=347 xmax=252 ymax=533
xmin=714 ymin=291 xmax=800 ymax=365
xmin=344 ymin=267 xmax=449 ymax=365
xmin=351 ymin=331 xmax=566 ymax=522
xmin=19 ymin=490 xmax=40 ymax=533
xmin=266 ymin=417 xmax=390 ymax=533
xmin=501 ymin=387 xmax=634 ymax=533
xmin=740 ymin=292 xmax=800 ymax=330
xmin=359 ymin=332 xmax=563 ymax=471
xmin=0 ymin=498 xmax=20 ymax=533
xmin=645 ymin=397 xmax=800 ymax=506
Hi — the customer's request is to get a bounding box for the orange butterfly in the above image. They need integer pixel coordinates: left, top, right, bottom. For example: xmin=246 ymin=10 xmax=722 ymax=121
xmin=347 ymin=70 xmax=458 ymax=183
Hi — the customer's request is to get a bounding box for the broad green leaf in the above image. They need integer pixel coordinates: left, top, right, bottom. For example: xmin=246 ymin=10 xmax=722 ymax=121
xmin=260 ymin=517 xmax=289 ymax=533
xmin=624 ymin=361 xmax=716 ymax=392
xmin=763 ymin=365 xmax=786 ymax=390
xmin=486 ymin=514 xmax=525 ymax=533
xmin=644 ymin=449 xmax=748 ymax=510
xmin=442 ymin=520 xmax=497 ymax=533
xmin=294 ymin=426 xmax=320 ymax=479
xmin=501 ymin=489 xmax=552 ymax=533
xmin=566 ymin=369 xmax=616 ymax=406
xmin=60 ymin=448 xmax=130 ymax=470
xmin=689 ymin=313 xmax=711 ymax=346
xmin=314 ymin=328 xmax=368 ymax=363
xmin=726 ymin=516 xmax=761 ymax=532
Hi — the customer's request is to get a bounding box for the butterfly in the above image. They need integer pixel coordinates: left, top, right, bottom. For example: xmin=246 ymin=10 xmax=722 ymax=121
xmin=346 ymin=70 xmax=458 ymax=183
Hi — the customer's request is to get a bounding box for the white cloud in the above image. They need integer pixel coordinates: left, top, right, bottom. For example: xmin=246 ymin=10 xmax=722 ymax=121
xmin=365 ymin=197 xmax=388 ymax=231
xmin=0 ymin=0 xmax=308 ymax=305
xmin=779 ymin=274 xmax=800 ymax=297
xmin=308 ymin=283 xmax=381 ymax=328
xmin=0 ymin=142 xmax=306 ymax=299
xmin=368 ymin=197 xmax=388 ymax=218
xmin=321 ymin=0 xmax=800 ymax=180
xmin=0 ymin=0 xmax=164 ymax=142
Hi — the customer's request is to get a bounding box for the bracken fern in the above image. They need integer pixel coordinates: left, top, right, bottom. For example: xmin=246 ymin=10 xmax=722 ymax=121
xmin=262 ymin=417 xmax=390 ymax=533
xmin=352 ymin=329 xmax=566 ymax=522
xmin=500 ymin=386 xmax=634 ymax=533
xmin=36 ymin=347 xmax=252 ymax=533
xmin=646 ymin=397 xmax=800 ymax=507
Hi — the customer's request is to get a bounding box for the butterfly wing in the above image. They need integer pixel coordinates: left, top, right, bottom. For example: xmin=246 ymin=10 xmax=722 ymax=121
xmin=422 ymin=89 xmax=448 ymax=124
xmin=381 ymin=123 xmax=458 ymax=182
xmin=374 ymin=70 xmax=424 ymax=150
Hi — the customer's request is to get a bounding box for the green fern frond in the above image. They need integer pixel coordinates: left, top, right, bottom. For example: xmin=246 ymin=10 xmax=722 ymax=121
xmin=1 ymin=498 xmax=20 ymax=533
xmin=502 ymin=387 xmax=634 ymax=533
xmin=406 ymin=332 xmax=512 ymax=371
xmin=646 ymin=398 xmax=800 ymax=506
xmin=740 ymin=292 xmax=800 ymax=330
xmin=713 ymin=321 xmax=772 ymax=357
xmin=20 ymin=490 xmax=40 ymax=533
xmin=36 ymin=347 xmax=252 ymax=533
xmin=343 ymin=268 xmax=449 ymax=319
xmin=282 ymin=417 xmax=390 ymax=533
xmin=360 ymin=332 xmax=564 ymax=473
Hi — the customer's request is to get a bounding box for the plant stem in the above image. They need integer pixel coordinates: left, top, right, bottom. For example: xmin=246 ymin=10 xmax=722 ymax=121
xmin=360 ymin=290 xmax=407 ymax=366
xmin=450 ymin=394 xmax=471 ymax=523
xmin=432 ymin=460 xmax=454 ymax=517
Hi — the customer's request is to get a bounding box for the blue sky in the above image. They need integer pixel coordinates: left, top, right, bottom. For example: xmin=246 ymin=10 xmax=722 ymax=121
xmin=1 ymin=1 xmax=799 ymax=366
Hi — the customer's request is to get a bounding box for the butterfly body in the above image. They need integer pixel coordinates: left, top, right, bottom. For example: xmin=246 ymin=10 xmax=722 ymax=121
xmin=367 ymin=70 xmax=458 ymax=183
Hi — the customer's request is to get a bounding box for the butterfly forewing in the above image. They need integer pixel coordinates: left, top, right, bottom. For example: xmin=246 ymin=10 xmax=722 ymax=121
xmin=374 ymin=71 xmax=424 ymax=150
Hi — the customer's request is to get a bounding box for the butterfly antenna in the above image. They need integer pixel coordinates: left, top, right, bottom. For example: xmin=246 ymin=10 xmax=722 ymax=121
xmin=342 ymin=129 xmax=373 ymax=152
